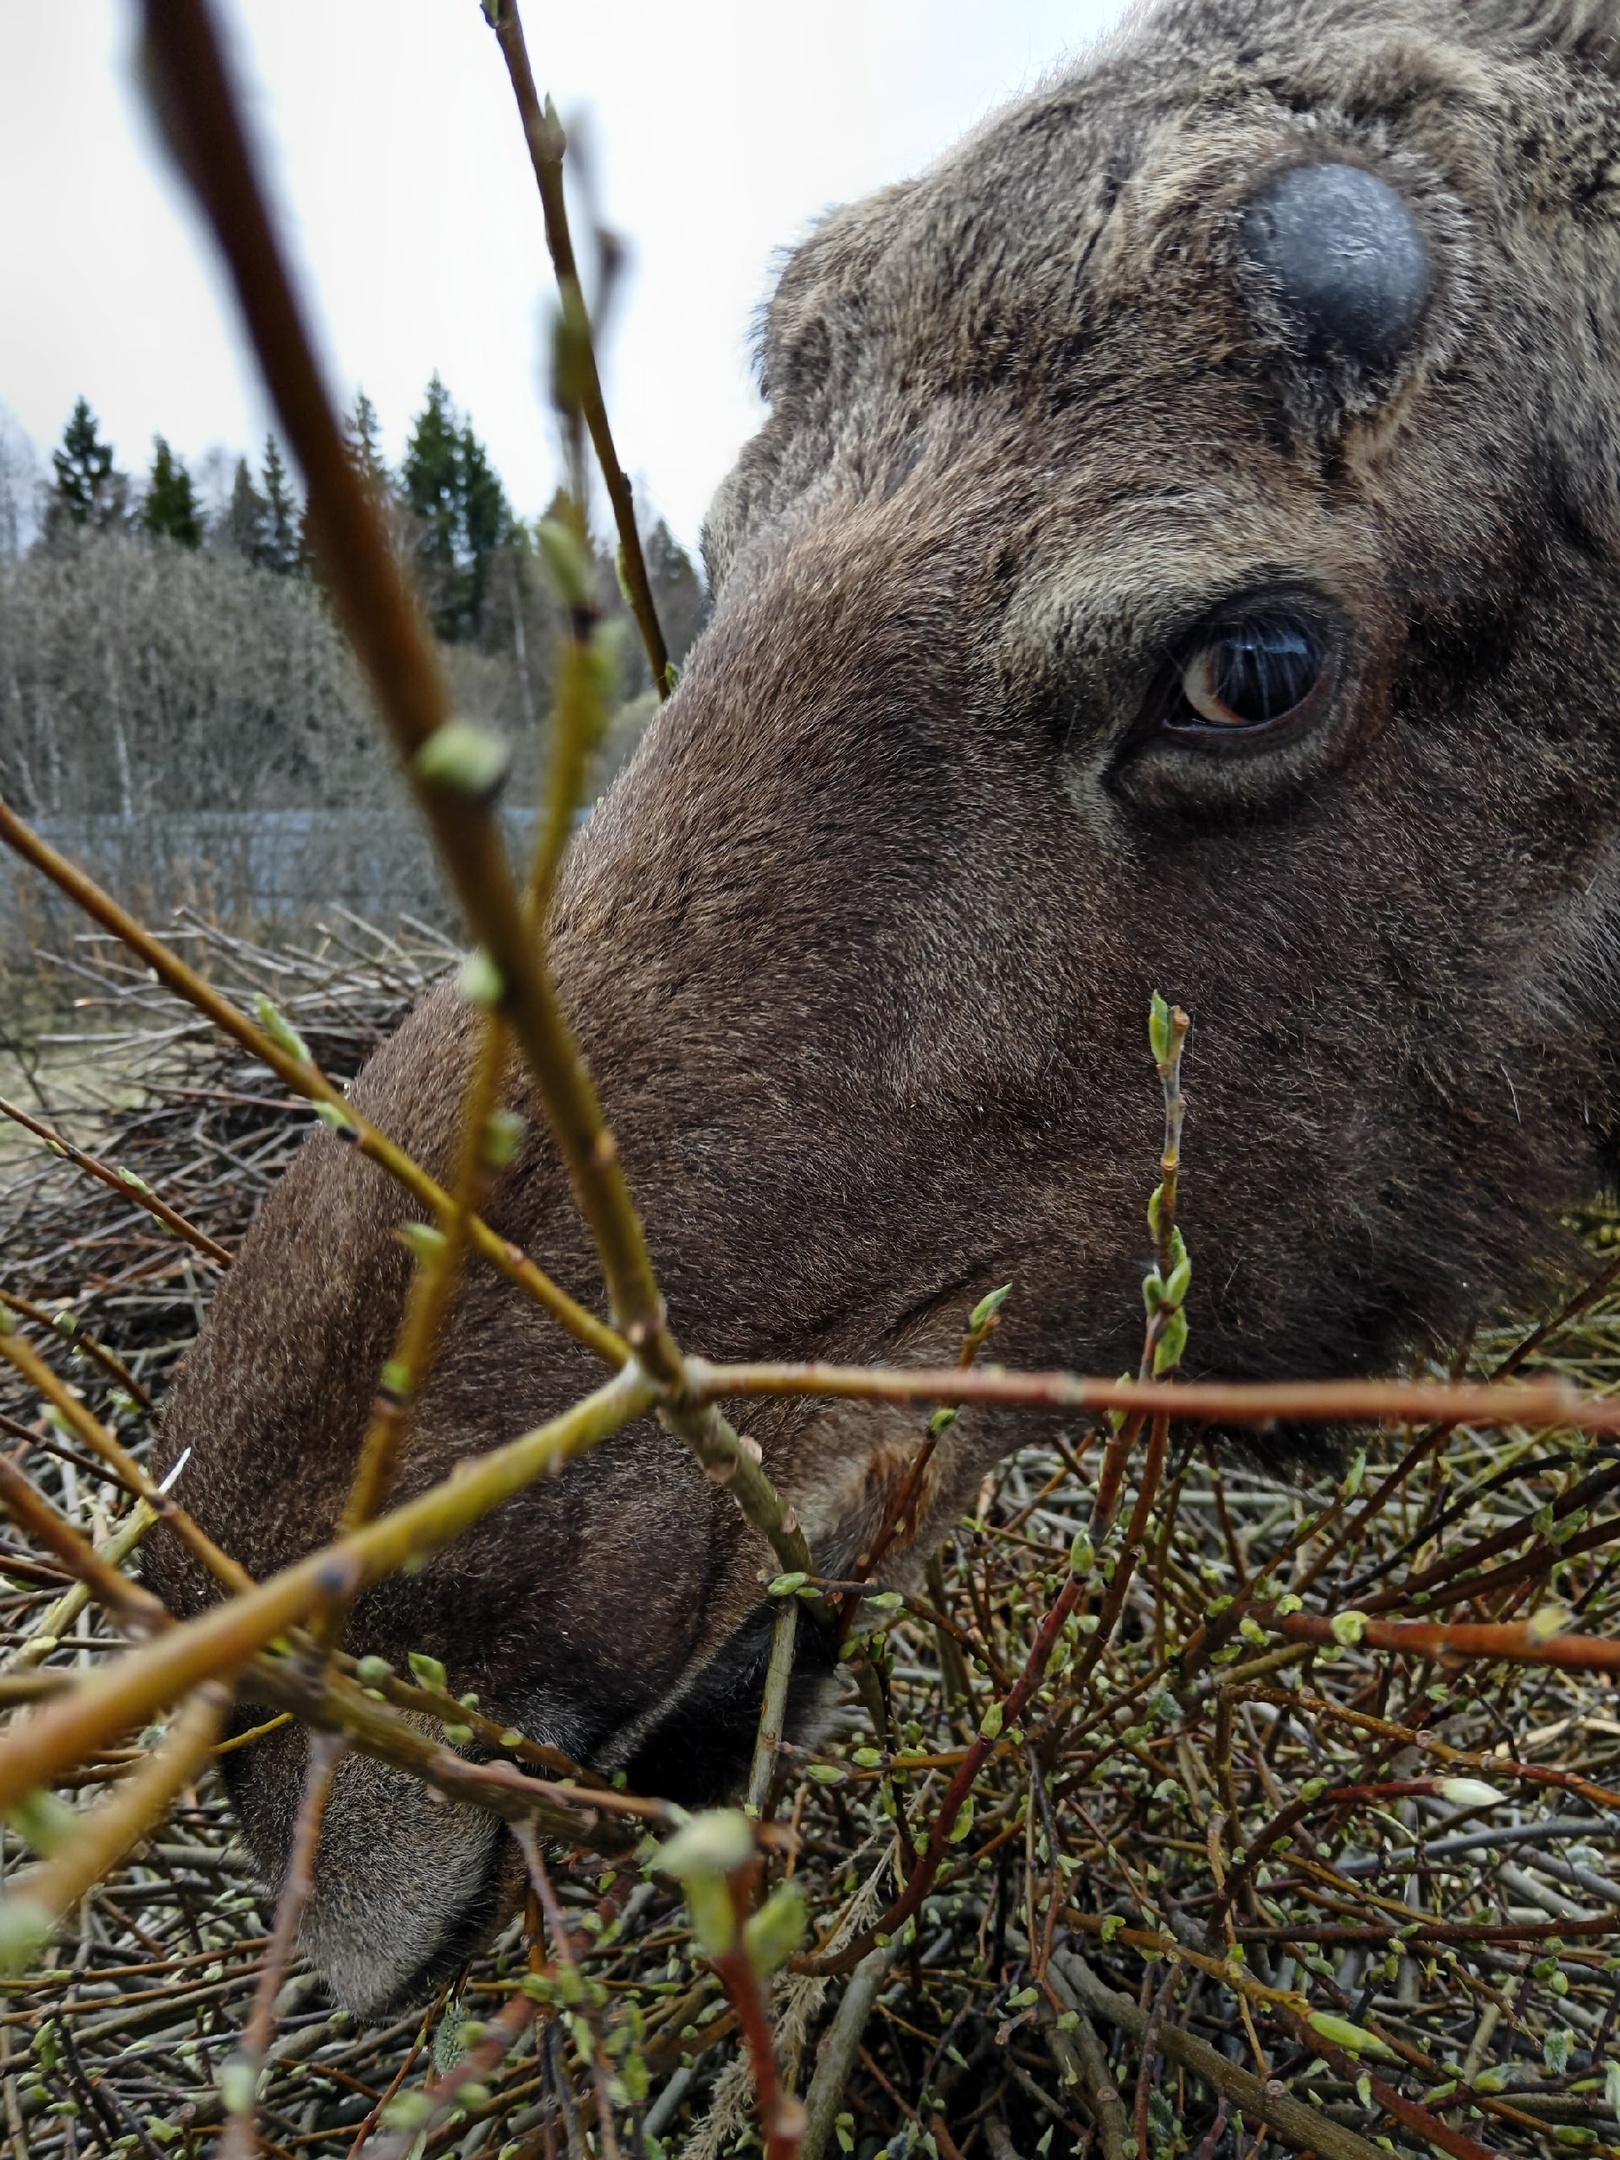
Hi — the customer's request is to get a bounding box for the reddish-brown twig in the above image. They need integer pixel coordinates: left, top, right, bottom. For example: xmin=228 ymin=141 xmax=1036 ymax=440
xmin=219 ymin=1729 xmax=347 ymax=2160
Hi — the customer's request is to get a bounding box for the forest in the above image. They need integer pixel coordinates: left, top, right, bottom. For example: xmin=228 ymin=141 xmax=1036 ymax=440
xmin=0 ymin=386 xmax=707 ymax=821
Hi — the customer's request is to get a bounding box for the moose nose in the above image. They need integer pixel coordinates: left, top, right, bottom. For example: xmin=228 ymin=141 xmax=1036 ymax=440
xmin=1240 ymin=160 xmax=1430 ymax=369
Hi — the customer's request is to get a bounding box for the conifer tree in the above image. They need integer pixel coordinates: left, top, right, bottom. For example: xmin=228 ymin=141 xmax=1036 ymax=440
xmin=344 ymin=389 xmax=390 ymax=500
xmin=402 ymin=374 xmax=509 ymax=642
xmin=143 ymin=436 xmax=202 ymax=548
xmin=51 ymin=399 xmax=125 ymax=530
xmin=223 ymin=458 xmax=267 ymax=560
xmin=258 ymin=436 xmax=301 ymax=574
xmin=643 ymin=518 xmax=708 ymax=668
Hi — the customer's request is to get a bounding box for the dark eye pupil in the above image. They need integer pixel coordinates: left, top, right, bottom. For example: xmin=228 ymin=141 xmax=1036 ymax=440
xmin=1212 ymin=622 xmax=1320 ymax=724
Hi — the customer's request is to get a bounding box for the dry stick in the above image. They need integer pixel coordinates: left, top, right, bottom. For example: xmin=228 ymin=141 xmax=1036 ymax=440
xmin=1046 ymin=1949 xmax=1387 ymax=2160
xmin=799 ymin=1935 xmax=909 ymax=2160
xmin=0 ymin=1450 xmax=167 ymax=1638
xmin=1066 ymin=2008 xmax=1129 ymax=2160
xmin=218 ymin=1729 xmax=346 ymax=2160
xmin=0 ymin=1328 xmax=252 ymax=1597
xmin=138 ymin=0 xmax=814 ymax=1584
xmin=747 ymin=1599 xmax=800 ymax=1820
xmin=0 ymin=1682 xmax=230 ymax=1965
xmin=0 ymin=799 xmax=620 ymax=1369
xmin=0 ymin=1095 xmax=232 ymax=1268
xmin=485 ymin=0 xmax=671 ymax=699
xmin=0 ymin=1361 xmax=655 ymax=1814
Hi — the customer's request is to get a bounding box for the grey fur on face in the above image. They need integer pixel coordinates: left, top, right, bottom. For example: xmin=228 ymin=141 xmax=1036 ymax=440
xmin=148 ymin=0 xmax=1620 ymax=2017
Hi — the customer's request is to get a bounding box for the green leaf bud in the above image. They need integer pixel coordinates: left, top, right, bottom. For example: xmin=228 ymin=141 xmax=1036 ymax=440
xmin=1307 ymin=2012 xmax=1395 ymax=2059
xmin=457 ymin=948 xmax=505 ymax=1006
xmin=537 ymin=519 xmax=594 ymax=610
xmin=0 ymin=1898 xmax=52 ymax=1977
xmin=1148 ymin=990 xmax=1172 ymax=1066
xmin=744 ymin=1884 xmax=806 ymax=1976
xmin=1153 ymin=1307 xmax=1188 ymax=1375
xmin=397 ymin=1221 xmax=447 ymax=1267
xmin=252 ymin=995 xmax=310 ymax=1065
xmin=5 ymin=1790 xmax=77 ymax=1857
xmin=408 ymin=1650 xmax=448 ymax=1692
xmin=482 ymin=1106 xmax=525 ymax=1168
xmin=969 ymin=1283 xmax=1012 ymax=1332
xmin=658 ymin=1808 xmax=753 ymax=1881
xmin=413 ymin=718 xmax=511 ymax=801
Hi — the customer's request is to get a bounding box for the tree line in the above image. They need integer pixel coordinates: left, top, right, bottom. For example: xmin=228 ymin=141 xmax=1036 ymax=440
xmin=0 ymin=384 xmax=707 ymax=821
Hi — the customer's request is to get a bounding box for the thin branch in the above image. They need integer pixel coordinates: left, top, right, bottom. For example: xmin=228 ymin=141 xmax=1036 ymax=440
xmin=219 ymin=1729 xmax=346 ymax=2160
xmin=137 ymin=0 xmax=674 ymax=1366
xmin=485 ymin=0 xmax=671 ymax=698
xmin=0 ymin=1095 xmax=232 ymax=1268
xmin=685 ymin=1358 xmax=1607 ymax=1432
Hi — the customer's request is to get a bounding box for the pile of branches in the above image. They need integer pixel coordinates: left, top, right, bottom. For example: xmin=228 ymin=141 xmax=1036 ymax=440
xmin=4 ymin=929 xmax=1620 ymax=2159
xmin=4 ymin=5 xmax=1620 ymax=2158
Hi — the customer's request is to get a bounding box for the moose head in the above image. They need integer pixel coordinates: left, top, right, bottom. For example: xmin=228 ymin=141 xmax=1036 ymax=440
xmin=149 ymin=0 xmax=1620 ymax=2014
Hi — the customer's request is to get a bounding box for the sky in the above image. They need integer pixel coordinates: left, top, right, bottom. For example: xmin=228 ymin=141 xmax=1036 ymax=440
xmin=0 ymin=1 xmax=1133 ymax=554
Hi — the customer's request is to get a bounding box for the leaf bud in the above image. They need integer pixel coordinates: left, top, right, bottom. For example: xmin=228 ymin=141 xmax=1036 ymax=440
xmin=969 ymin=1283 xmax=1012 ymax=1332
xmin=413 ymin=718 xmax=511 ymax=801
xmin=743 ymin=1884 xmax=806 ymax=1977
xmin=252 ymin=996 xmax=310 ymax=1065
xmin=457 ymin=948 xmax=505 ymax=1006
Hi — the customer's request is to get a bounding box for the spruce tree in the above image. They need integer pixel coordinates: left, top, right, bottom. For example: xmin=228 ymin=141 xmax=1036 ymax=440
xmin=258 ymin=436 xmax=301 ymax=574
xmin=52 ymin=398 xmax=125 ymax=529
xmin=224 ymin=458 xmax=268 ymax=560
xmin=458 ymin=422 xmax=508 ymax=640
xmin=143 ymin=436 xmax=202 ymax=548
xmin=344 ymin=389 xmax=390 ymax=500
xmin=643 ymin=519 xmax=708 ymax=667
xmin=402 ymin=375 xmax=509 ymax=642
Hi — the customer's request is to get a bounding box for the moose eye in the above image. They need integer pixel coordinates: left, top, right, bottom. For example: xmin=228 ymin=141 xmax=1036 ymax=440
xmin=1173 ymin=616 xmax=1325 ymax=733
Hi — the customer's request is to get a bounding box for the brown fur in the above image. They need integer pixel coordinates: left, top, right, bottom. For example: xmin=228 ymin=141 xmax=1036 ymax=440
xmin=148 ymin=0 xmax=1620 ymax=2013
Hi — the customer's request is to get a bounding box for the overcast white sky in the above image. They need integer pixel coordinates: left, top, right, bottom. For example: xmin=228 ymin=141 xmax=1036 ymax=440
xmin=0 ymin=2 xmax=1130 ymax=553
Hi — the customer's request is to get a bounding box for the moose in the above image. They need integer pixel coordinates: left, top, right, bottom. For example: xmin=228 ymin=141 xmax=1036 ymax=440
xmin=149 ymin=0 xmax=1620 ymax=2015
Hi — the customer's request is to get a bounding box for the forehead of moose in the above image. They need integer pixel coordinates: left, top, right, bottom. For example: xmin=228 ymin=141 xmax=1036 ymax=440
xmin=760 ymin=1 xmax=1497 ymax=421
